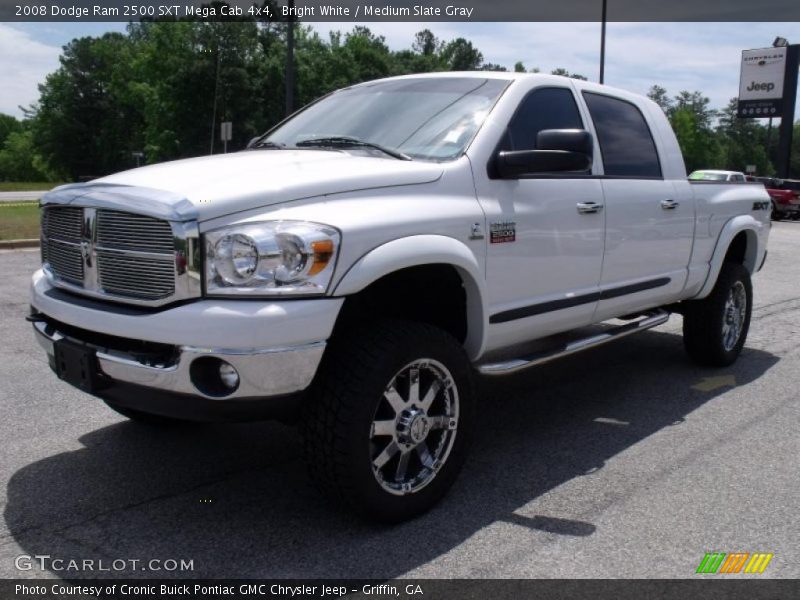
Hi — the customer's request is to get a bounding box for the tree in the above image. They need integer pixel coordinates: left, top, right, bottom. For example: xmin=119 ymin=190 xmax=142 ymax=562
xmin=0 ymin=129 xmax=52 ymax=181
xmin=514 ymin=61 xmax=526 ymax=73
xmin=0 ymin=114 xmax=21 ymax=148
xmin=440 ymin=38 xmax=483 ymax=70
xmin=667 ymin=91 xmax=721 ymax=171
xmin=412 ymin=29 xmax=439 ymax=56
xmin=670 ymin=107 xmax=722 ymax=172
xmin=647 ymin=85 xmax=672 ymax=114
xmin=551 ymin=68 xmax=588 ymax=80
xmin=674 ymin=90 xmax=715 ymax=128
xmin=717 ymin=98 xmax=773 ymax=175
xmin=31 ymin=33 xmax=143 ymax=179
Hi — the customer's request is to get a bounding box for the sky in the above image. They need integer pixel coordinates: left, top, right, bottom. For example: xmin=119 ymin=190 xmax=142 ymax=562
xmin=1 ymin=21 xmax=800 ymax=120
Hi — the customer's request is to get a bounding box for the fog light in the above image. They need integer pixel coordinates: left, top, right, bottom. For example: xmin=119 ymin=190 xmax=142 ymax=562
xmin=219 ymin=362 xmax=239 ymax=389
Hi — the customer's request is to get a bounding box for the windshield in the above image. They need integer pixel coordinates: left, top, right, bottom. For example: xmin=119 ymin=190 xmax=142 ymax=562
xmin=263 ymin=77 xmax=510 ymax=161
xmin=689 ymin=171 xmax=729 ymax=181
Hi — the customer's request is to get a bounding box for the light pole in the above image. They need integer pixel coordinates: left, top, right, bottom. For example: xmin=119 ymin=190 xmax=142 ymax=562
xmin=285 ymin=0 xmax=295 ymax=116
xmin=599 ymin=0 xmax=607 ymax=84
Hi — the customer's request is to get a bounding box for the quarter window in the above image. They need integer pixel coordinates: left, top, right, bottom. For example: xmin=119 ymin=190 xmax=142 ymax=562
xmin=582 ymin=92 xmax=662 ymax=178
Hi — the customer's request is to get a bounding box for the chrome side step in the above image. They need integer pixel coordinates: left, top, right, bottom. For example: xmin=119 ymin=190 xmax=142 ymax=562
xmin=477 ymin=309 xmax=670 ymax=376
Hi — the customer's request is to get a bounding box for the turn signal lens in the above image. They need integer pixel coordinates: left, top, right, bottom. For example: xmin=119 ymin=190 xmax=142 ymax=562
xmin=308 ymin=240 xmax=335 ymax=276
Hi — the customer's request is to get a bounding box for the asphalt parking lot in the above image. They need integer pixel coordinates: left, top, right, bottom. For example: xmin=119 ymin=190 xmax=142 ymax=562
xmin=1 ymin=222 xmax=798 ymax=580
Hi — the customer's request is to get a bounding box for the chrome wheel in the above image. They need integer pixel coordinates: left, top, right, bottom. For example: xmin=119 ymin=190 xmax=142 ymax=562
xmin=370 ymin=359 xmax=459 ymax=496
xmin=722 ymin=281 xmax=747 ymax=352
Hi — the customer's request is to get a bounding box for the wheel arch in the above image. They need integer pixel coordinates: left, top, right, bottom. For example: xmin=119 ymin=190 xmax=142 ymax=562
xmin=332 ymin=235 xmax=487 ymax=360
xmin=696 ymin=216 xmax=761 ymax=299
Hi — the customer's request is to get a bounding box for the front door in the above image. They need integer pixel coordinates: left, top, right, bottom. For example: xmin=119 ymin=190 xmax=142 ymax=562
xmin=473 ymin=86 xmax=606 ymax=351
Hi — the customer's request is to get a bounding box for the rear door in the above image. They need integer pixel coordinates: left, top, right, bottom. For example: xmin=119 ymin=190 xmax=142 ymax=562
xmin=581 ymin=91 xmax=694 ymax=321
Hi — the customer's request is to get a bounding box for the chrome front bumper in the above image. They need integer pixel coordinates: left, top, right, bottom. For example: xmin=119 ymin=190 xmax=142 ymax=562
xmin=33 ymin=320 xmax=325 ymax=400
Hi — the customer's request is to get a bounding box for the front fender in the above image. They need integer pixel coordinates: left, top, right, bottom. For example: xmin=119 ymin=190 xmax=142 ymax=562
xmin=333 ymin=235 xmax=487 ymax=360
xmin=695 ymin=214 xmax=765 ymax=299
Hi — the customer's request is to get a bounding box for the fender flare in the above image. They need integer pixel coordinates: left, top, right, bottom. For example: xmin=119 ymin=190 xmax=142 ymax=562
xmin=696 ymin=215 xmax=762 ymax=299
xmin=332 ymin=235 xmax=487 ymax=360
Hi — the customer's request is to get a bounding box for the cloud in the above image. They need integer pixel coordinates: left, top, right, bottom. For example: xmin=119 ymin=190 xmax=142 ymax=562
xmin=315 ymin=21 xmax=800 ymax=117
xmin=0 ymin=24 xmax=61 ymax=118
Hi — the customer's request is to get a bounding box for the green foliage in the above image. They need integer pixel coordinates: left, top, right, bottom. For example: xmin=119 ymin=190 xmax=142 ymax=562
xmin=550 ymin=68 xmax=588 ymax=80
xmin=25 ymin=23 xmax=500 ymax=179
xmin=0 ymin=128 xmax=53 ymax=182
xmin=440 ymin=38 xmax=483 ymax=70
xmin=649 ymin=85 xmax=782 ymax=176
xmin=0 ymin=113 xmax=22 ymax=148
xmin=9 ymin=21 xmax=798 ymax=180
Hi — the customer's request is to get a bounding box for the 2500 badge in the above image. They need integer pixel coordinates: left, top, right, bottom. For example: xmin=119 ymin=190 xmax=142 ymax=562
xmin=490 ymin=221 xmax=516 ymax=243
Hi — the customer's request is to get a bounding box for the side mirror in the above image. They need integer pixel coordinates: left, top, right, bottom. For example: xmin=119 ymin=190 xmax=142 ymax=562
xmin=495 ymin=129 xmax=593 ymax=178
xmin=537 ymin=129 xmax=593 ymax=155
xmin=246 ymin=136 xmax=261 ymax=149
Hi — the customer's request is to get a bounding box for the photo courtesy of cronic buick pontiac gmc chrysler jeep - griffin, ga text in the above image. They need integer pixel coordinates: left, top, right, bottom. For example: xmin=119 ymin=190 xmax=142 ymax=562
xmin=29 ymin=73 xmax=771 ymax=522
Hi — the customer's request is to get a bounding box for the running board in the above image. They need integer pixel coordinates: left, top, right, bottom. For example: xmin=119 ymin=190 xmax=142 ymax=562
xmin=477 ymin=309 xmax=670 ymax=376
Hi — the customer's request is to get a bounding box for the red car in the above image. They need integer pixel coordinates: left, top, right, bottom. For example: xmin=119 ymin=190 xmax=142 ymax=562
xmin=755 ymin=177 xmax=800 ymax=220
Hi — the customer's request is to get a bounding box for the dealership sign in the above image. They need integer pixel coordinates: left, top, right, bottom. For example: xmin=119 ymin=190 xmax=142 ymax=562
xmin=738 ymin=47 xmax=787 ymax=117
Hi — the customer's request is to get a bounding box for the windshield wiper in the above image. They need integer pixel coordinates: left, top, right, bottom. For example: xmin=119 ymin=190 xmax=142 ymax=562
xmin=294 ymin=136 xmax=412 ymax=160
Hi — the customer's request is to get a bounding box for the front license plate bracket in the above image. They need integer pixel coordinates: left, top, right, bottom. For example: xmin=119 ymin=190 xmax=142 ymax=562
xmin=53 ymin=339 xmax=99 ymax=393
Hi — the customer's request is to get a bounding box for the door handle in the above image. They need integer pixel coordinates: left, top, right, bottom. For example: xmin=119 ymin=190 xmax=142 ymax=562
xmin=661 ymin=199 xmax=680 ymax=210
xmin=576 ymin=202 xmax=603 ymax=214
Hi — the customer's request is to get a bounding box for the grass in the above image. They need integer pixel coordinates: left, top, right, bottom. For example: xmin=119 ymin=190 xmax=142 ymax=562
xmin=0 ymin=182 xmax=67 ymax=192
xmin=0 ymin=202 xmax=40 ymax=240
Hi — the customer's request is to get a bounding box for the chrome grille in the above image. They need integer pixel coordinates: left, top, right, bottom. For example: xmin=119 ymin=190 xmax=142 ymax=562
xmin=41 ymin=207 xmax=84 ymax=284
xmin=41 ymin=206 xmax=188 ymax=304
xmin=96 ymin=249 xmax=175 ymax=298
xmin=95 ymin=210 xmax=175 ymax=299
xmin=96 ymin=210 xmax=174 ymax=255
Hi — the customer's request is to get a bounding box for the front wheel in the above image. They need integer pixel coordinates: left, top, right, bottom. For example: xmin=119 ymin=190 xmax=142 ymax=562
xmin=302 ymin=320 xmax=475 ymax=522
xmin=682 ymin=261 xmax=752 ymax=367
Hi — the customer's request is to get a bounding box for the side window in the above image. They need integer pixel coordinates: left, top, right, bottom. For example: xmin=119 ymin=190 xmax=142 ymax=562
xmin=582 ymin=92 xmax=662 ymax=178
xmin=503 ymin=87 xmax=583 ymax=151
xmin=732 ymin=174 xmax=745 ymax=182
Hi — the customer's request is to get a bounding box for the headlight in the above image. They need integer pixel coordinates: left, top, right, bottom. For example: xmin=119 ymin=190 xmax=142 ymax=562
xmin=204 ymin=221 xmax=340 ymax=296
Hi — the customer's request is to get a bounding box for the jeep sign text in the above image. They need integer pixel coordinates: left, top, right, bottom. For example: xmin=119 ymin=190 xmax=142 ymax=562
xmin=738 ymin=46 xmax=786 ymax=117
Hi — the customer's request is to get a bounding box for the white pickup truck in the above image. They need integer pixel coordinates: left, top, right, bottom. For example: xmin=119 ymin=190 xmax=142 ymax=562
xmin=30 ymin=72 xmax=770 ymax=522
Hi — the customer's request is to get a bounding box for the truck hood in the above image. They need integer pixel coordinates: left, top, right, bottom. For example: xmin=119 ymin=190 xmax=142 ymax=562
xmin=42 ymin=150 xmax=444 ymax=221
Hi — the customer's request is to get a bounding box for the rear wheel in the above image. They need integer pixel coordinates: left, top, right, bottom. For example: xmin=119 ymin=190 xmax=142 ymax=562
xmin=302 ymin=320 xmax=474 ymax=522
xmin=682 ymin=261 xmax=752 ymax=367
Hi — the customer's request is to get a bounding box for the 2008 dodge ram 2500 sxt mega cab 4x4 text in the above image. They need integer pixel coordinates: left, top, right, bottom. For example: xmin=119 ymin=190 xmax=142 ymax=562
xmin=30 ymin=73 xmax=770 ymax=522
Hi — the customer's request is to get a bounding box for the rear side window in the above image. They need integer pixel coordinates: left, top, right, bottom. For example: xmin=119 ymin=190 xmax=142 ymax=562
xmin=503 ymin=87 xmax=584 ymax=151
xmin=582 ymin=92 xmax=662 ymax=178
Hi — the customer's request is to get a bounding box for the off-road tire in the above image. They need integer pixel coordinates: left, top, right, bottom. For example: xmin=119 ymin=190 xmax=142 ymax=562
xmin=302 ymin=319 xmax=475 ymax=523
xmin=683 ymin=261 xmax=752 ymax=367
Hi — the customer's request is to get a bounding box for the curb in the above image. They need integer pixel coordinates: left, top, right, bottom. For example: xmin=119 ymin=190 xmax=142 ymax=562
xmin=0 ymin=239 xmax=39 ymax=250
